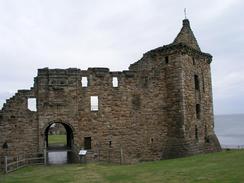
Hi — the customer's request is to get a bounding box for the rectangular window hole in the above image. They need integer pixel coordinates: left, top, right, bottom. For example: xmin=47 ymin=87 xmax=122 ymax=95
xmin=81 ymin=77 xmax=88 ymax=87
xmin=194 ymin=75 xmax=199 ymax=90
xmin=28 ymin=98 xmax=37 ymax=111
xmin=112 ymin=77 xmax=118 ymax=87
xmin=165 ymin=56 xmax=169 ymax=64
xmin=84 ymin=137 xmax=91 ymax=150
xmin=196 ymin=104 xmax=201 ymax=119
xmin=90 ymin=96 xmax=98 ymax=111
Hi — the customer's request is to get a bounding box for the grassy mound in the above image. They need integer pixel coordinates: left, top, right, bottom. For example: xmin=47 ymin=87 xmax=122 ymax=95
xmin=1 ymin=150 xmax=244 ymax=183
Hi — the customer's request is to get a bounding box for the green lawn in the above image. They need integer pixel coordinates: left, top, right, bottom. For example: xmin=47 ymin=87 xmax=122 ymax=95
xmin=48 ymin=134 xmax=66 ymax=145
xmin=1 ymin=150 xmax=244 ymax=183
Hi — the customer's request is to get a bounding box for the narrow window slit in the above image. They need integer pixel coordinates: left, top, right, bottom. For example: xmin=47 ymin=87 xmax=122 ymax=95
xmin=194 ymin=75 xmax=199 ymax=90
xmin=165 ymin=56 xmax=169 ymax=64
xmin=196 ymin=104 xmax=201 ymax=119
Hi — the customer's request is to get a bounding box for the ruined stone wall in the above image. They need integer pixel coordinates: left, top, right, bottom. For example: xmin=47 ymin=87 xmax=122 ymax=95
xmin=0 ymin=89 xmax=39 ymax=160
xmin=35 ymin=64 xmax=170 ymax=163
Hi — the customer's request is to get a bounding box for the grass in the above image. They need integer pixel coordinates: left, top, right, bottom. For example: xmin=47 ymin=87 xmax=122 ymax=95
xmin=48 ymin=134 xmax=66 ymax=145
xmin=1 ymin=150 xmax=244 ymax=183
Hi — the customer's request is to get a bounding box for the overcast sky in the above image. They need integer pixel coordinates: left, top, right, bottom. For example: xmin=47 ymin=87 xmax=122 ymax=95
xmin=0 ymin=0 xmax=243 ymax=115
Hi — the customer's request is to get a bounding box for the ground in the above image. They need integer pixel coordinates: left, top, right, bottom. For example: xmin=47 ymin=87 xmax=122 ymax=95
xmin=48 ymin=134 xmax=66 ymax=146
xmin=1 ymin=150 xmax=244 ymax=183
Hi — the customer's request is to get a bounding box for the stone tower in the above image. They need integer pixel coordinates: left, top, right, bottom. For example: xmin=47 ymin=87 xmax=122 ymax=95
xmin=164 ymin=19 xmax=221 ymax=157
xmin=0 ymin=19 xmax=221 ymax=166
xmin=129 ymin=18 xmax=221 ymax=158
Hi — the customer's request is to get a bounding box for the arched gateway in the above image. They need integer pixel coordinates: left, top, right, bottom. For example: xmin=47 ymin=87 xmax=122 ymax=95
xmin=0 ymin=19 xmax=221 ymax=167
xmin=42 ymin=121 xmax=76 ymax=164
xmin=43 ymin=121 xmax=74 ymax=149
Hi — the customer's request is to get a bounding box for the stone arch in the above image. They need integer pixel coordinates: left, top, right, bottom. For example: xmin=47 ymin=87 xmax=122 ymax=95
xmin=43 ymin=121 xmax=75 ymax=149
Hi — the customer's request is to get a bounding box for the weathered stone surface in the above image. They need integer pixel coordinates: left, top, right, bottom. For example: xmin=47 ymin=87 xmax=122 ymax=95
xmin=173 ymin=19 xmax=201 ymax=51
xmin=0 ymin=19 xmax=221 ymax=167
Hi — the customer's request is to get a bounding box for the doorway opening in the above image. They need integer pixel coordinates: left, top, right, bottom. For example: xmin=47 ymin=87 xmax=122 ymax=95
xmin=44 ymin=122 xmax=73 ymax=150
xmin=44 ymin=122 xmax=76 ymax=164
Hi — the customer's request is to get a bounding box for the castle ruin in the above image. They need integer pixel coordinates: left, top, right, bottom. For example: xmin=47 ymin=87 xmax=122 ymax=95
xmin=0 ymin=19 xmax=221 ymax=165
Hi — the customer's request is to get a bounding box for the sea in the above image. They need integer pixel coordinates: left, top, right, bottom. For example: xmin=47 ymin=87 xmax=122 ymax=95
xmin=214 ymin=114 xmax=244 ymax=147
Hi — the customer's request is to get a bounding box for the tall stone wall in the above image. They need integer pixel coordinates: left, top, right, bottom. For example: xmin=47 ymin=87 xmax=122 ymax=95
xmin=33 ymin=65 xmax=170 ymax=163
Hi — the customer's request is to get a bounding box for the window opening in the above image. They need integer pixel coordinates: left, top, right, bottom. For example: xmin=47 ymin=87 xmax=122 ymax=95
xmin=81 ymin=77 xmax=88 ymax=87
xmin=84 ymin=137 xmax=91 ymax=150
xmin=112 ymin=77 xmax=118 ymax=87
xmin=2 ymin=142 xmax=8 ymax=149
xmin=196 ymin=104 xmax=201 ymax=119
xmin=194 ymin=75 xmax=199 ymax=90
xmin=165 ymin=56 xmax=169 ymax=64
xmin=28 ymin=98 xmax=37 ymax=111
xmin=90 ymin=96 xmax=98 ymax=111
xmin=60 ymin=80 xmax=65 ymax=85
xmin=204 ymin=125 xmax=210 ymax=143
